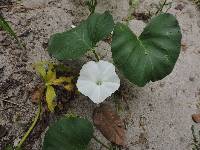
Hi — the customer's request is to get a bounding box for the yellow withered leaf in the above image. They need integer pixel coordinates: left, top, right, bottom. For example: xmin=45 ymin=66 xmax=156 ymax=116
xmin=46 ymin=63 xmax=56 ymax=83
xmin=46 ymin=85 xmax=57 ymax=112
xmin=33 ymin=63 xmax=47 ymax=80
xmin=33 ymin=62 xmax=56 ymax=81
xmin=64 ymin=84 xmax=74 ymax=91
xmin=52 ymin=77 xmax=73 ymax=85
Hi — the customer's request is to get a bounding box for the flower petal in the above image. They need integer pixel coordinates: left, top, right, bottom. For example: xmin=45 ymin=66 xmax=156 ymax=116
xmin=79 ymin=61 xmax=100 ymax=82
xmin=89 ymin=86 xmax=101 ymax=104
xmin=77 ymin=79 xmax=103 ymax=104
xmin=76 ymin=60 xmax=120 ymax=104
xmin=102 ymin=82 xmax=120 ymax=95
xmin=77 ymin=79 xmax=97 ymax=96
xmin=97 ymin=60 xmax=119 ymax=82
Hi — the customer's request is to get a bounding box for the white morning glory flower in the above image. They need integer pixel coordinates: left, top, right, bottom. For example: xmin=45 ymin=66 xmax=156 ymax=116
xmin=77 ymin=60 xmax=120 ymax=104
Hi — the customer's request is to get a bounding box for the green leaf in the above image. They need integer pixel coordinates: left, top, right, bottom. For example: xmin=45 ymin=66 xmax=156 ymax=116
xmin=48 ymin=11 xmax=114 ymax=60
xmin=111 ymin=13 xmax=182 ymax=86
xmin=46 ymin=85 xmax=56 ymax=112
xmin=42 ymin=117 xmax=93 ymax=150
xmin=0 ymin=15 xmax=23 ymax=48
xmin=0 ymin=15 xmax=18 ymax=40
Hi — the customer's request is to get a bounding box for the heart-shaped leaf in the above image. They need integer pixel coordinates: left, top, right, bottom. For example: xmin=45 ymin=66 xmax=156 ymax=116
xmin=48 ymin=11 xmax=114 ymax=60
xmin=112 ymin=13 xmax=182 ymax=86
xmin=42 ymin=117 xmax=93 ymax=150
xmin=93 ymin=104 xmax=125 ymax=146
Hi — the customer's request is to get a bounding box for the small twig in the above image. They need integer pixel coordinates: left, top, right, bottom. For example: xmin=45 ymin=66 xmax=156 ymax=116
xmin=92 ymin=49 xmax=100 ymax=61
xmin=155 ymin=0 xmax=167 ymax=15
xmin=0 ymin=99 xmax=26 ymax=109
xmin=93 ymin=136 xmax=110 ymax=150
xmin=16 ymin=102 xmax=42 ymax=149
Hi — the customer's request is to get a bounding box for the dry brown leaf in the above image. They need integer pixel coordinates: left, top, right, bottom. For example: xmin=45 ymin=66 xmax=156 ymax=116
xmin=93 ymin=104 xmax=125 ymax=146
xmin=31 ymin=85 xmax=44 ymax=104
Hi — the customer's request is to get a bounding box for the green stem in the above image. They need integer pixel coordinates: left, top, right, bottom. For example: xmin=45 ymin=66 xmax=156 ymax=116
xmin=92 ymin=49 xmax=100 ymax=61
xmin=126 ymin=0 xmax=139 ymax=25
xmin=93 ymin=136 xmax=110 ymax=150
xmin=86 ymin=0 xmax=97 ymax=14
xmin=16 ymin=102 xmax=42 ymax=149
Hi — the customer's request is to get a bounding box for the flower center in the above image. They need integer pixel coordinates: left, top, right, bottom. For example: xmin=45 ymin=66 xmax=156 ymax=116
xmin=96 ymin=80 xmax=102 ymax=85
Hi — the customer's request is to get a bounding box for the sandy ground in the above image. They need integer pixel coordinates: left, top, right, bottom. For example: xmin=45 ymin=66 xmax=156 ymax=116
xmin=0 ymin=0 xmax=200 ymax=150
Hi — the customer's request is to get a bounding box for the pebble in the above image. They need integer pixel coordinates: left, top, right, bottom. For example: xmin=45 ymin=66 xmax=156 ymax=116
xmin=192 ymin=113 xmax=200 ymax=123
